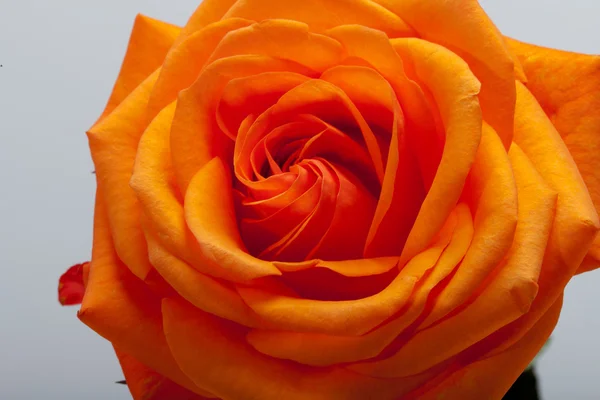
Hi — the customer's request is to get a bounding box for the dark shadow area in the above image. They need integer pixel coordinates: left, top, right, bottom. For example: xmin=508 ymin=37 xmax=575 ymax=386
xmin=503 ymin=367 xmax=540 ymax=400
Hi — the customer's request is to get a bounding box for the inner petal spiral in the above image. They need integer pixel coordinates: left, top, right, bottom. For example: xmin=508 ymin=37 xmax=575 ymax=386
xmin=220 ymin=68 xmax=415 ymax=262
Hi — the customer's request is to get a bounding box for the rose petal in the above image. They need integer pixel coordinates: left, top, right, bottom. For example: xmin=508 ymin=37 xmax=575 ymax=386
xmin=258 ymin=160 xmax=338 ymax=261
xmin=148 ymin=18 xmax=255 ymax=118
xmin=390 ymin=38 xmax=483 ymax=266
xmin=246 ymin=204 xmax=472 ymax=366
xmin=162 ymin=298 xmax=443 ymax=400
xmin=271 ymin=257 xmax=398 ymax=276
xmin=508 ymin=38 xmax=600 ymax=271
xmin=174 ymin=0 xmax=239 ymax=45
xmin=235 ymin=79 xmax=387 ymax=182
xmin=115 ymin=349 xmax=214 ymax=400
xmin=326 ymin=26 xmax=442 ymax=190
xmin=131 ymin=99 xmax=280 ymax=282
xmin=375 ymin=0 xmax=518 ymax=147
xmin=414 ymin=295 xmax=562 ymax=400
xmin=473 ymin=82 xmax=600 ymax=355
xmin=418 ymin=123 xmax=518 ymax=328
xmin=292 ymin=115 xmax=377 ymax=188
xmin=88 ymin=72 xmax=160 ymax=280
xmin=217 ymin=72 xmax=310 ymax=139
xmin=58 ymin=262 xmax=88 ymax=306
xmin=223 ymin=0 xmax=415 ymax=37
xmin=184 ymin=157 xmax=282 ymax=280
xmin=130 ymin=102 xmax=199 ymax=275
xmin=237 ymin=211 xmax=457 ymax=336
xmin=306 ymin=161 xmax=377 ymax=260
xmin=77 ymin=192 xmax=208 ymax=396
xmin=240 ymin=164 xmax=321 ymax=254
xmin=207 ymin=20 xmax=344 ymax=72
xmin=349 ymin=140 xmax=554 ymax=378
xmin=513 ymin=82 xmax=599 ymax=270
xmin=277 ymin=265 xmax=398 ymax=302
xmin=145 ymin=231 xmax=264 ymax=328
xmin=320 ymin=65 xmax=424 ymax=257
xmin=96 ymin=14 xmax=180 ymax=123
xmin=170 ymin=56 xmax=315 ymax=193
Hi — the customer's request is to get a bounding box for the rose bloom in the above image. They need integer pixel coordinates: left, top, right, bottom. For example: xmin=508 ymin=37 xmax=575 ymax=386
xmin=58 ymin=0 xmax=600 ymax=399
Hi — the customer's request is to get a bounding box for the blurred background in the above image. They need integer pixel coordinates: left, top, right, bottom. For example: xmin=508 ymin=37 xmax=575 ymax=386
xmin=0 ymin=0 xmax=598 ymax=398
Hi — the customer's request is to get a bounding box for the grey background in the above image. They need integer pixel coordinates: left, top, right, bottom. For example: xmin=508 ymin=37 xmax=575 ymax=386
xmin=0 ymin=0 xmax=598 ymax=398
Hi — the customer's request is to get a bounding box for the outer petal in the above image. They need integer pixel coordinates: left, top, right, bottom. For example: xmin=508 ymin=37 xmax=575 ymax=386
xmin=145 ymin=231 xmax=264 ymax=328
xmin=174 ymin=0 xmax=239 ymax=45
xmin=375 ymin=0 xmax=518 ymax=148
xmin=391 ymin=38 xmax=482 ymax=265
xmin=162 ymin=298 xmax=445 ymax=400
xmin=223 ymin=0 xmax=415 ymax=37
xmin=508 ymin=38 xmax=600 ymax=271
xmin=78 ymin=192 xmax=210 ymax=397
xmin=58 ymin=262 xmax=88 ymax=306
xmin=472 ymin=82 xmax=600 ymax=357
xmin=349 ymin=139 xmax=550 ymax=379
xmin=147 ymin=18 xmax=255 ymax=118
xmin=87 ymin=14 xmax=185 ymax=281
xmin=96 ymin=14 xmax=180 ymax=123
xmin=416 ymin=123 xmax=518 ymax=328
xmin=413 ymin=295 xmax=563 ymax=400
xmin=513 ymin=81 xmax=599 ymax=272
xmin=207 ymin=20 xmax=344 ymax=72
xmin=88 ymin=72 xmax=160 ymax=280
xmin=115 ymin=349 xmax=213 ymax=400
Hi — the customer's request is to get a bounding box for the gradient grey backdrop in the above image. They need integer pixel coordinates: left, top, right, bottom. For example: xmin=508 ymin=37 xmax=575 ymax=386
xmin=0 ymin=0 xmax=598 ymax=398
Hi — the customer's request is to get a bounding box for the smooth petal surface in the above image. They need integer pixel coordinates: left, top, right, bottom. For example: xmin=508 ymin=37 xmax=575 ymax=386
xmin=326 ymin=26 xmax=442 ymax=190
xmin=78 ymin=192 xmax=209 ymax=397
xmin=163 ymin=298 xmax=446 ymax=400
xmin=223 ymin=0 xmax=415 ymax=37
xmin=375 ymin=0 xmax=518 ymax=148
xmin=148 ymin=18 xmax=255 ymax=118
xmin=130 ymin=102 xmax=200 ymax=275
xmin=58 ymin=262 xmax=88 ymax=306
xmin=246 ymin=204 xmax=473 ymax=367
xmin=131 ymin=103 xmax=280 ymax=282
xmin=391 ymin=38 xmax=482 ymax=265
xmin=469 ymin=83 xmax=600 ymax=357
xmin=349 ymin=140 xmax=550 ymax=379
xmin=414 ymin=295 xmax=563 ymax=400
xmin=513 ymin=82 xmax=599 ymax=271
xmin=319 ymin=64 xmax=423 ymax=258
xmin=88 ymin=72 xmax=160 ymax=280
xmin=508 ymin=39 xmax=600 ymax=270
xmin=185 ymin=157 xmax=282 ymax=280
xmin=174 ymin=0 xmax=239 ymax=45
xmin=145 ymin=232 xmax=264 ymax=328
xmin=170 ymin=56 xmax=315 ymax=194
xmin=216 ymin=72 xmax=310 ymax=138
xmin=207 ymin=20 xmax=344 ymax=72
xmin=238 ymin=211 xmax=458 ymax=336
xmin=416 ymin=123 xmax=518 ymax=328
xmin=97 ymin=14 xmax=180 ymax=122
xmin=115 ymin=349 xmax=213 ymax=400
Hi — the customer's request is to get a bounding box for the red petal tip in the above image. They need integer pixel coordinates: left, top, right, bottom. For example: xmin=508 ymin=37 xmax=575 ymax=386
xmin=58 ymin=262 xmax=89 ymax=306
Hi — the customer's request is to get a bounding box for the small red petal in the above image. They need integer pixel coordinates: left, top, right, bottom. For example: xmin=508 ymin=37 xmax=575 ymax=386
xmin=58 ymin=262 xmax=89 ymax=306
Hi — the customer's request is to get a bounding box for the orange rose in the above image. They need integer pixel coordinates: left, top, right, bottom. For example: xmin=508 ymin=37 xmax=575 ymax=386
xmin=58 ymin=1 xmax=600 ymax=399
